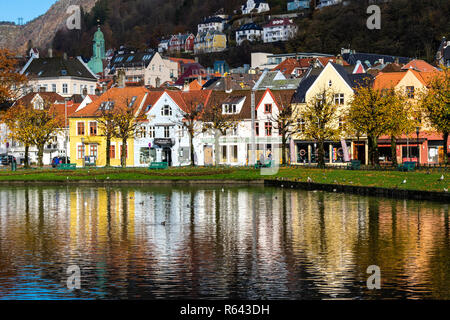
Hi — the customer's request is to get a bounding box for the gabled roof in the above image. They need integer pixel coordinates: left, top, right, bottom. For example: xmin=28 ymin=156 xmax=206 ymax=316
xmin=70 ymin=87 xmax=149 ymax=118
xmin=264 ymin=18 xmax=295 ymax=28
xmin=342 ymin=52 xmax=411 ymax=69
xmin=108 ymin=51 xmax=156 ymax=72
xmin=15 ymin=92 xmax=65 ymax=106
xmin=292 ymin=75 xmax=318 ymax=103
xmin=272 ymin=58 xmax=312 ymax=76
xmin=409 ymin=70 xmax=443 ymax=87
xmin=22 ymin=57 xmax=97 ymax=80
xmin=174 ymin=63 xmax=206 ymax=85
xmin=373 ymin=72 xmax=406 ymax=90
xmin=401 ymin=59 xmax=438 ymax=72
xmin=237 ymin=23 xmax=262 ymax=31
xmin=200 ymin=16 xmax=227 ymax=24
xmin=331 ymin=62 xmax=373 ymax=89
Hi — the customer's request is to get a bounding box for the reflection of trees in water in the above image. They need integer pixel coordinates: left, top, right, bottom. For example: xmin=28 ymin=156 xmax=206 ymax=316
xmin=0 ymin=186 xmax=449 ymax=299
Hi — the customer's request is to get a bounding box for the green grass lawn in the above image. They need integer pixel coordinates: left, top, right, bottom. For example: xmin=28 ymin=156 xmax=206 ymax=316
xmin=0 ymin=166 xmax=447 ymax=192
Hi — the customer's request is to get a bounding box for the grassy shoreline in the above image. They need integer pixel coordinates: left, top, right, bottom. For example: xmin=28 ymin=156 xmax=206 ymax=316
xmin=0 ymin=166 xmax=447 ymax=193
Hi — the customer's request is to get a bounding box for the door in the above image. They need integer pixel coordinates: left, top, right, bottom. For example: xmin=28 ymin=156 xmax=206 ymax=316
xmin=353 ymin=143 xmax=366 ymax=164
xmin=162 ymin=147 xmax=172 ymax=166
xmin=204 ymin=146 xmax=213 ymax=166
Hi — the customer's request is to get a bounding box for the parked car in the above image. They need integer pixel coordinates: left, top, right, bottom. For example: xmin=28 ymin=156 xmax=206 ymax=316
xmin=51 ymin=156 xmax=70 ymax=168
xmin=1 ymin=155 xmax=17 ymax=166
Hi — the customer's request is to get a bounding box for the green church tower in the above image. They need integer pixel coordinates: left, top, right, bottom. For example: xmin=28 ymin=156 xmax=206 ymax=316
xmin=88 ymin=25 xmax=106 ymax=75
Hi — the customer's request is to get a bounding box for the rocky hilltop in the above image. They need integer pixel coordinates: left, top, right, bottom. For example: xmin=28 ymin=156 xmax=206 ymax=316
xmin=0 ymin=0 xmax=98 ymax=54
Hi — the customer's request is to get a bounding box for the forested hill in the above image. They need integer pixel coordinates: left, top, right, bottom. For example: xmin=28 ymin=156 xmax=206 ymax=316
xmin=52 ymin=0 xmax=450 ymax=63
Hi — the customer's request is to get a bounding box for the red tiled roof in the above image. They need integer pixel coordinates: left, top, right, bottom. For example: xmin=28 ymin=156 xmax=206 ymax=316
xmin=70 ymin=87 xmax=150 ymax=118
xmin=401 ymin=59 xmax=438 ymax=72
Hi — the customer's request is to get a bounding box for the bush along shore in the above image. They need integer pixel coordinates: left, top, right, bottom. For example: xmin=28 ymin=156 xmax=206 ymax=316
xmin=0 ymin=166 xmax=448 ymax=198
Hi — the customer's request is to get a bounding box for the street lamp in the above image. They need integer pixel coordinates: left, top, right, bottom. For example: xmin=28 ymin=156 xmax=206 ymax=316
xmin=416 ymin=126 xmax=420 ymax=167
xmin=64 ymin=98 xmax=70 ymax=160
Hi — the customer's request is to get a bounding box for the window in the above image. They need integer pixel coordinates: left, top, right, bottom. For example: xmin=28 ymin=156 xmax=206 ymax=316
xmin=221 ymin=145 xmax=227 ymax=163
xmin=161 ymin=105 xmax=172 ymax=116
xmin=265 ymin=122 xmax=272 ymax=136
xmin=73 ymin=84 xmax=77 ymax=94
xmin=231 ymin=145 xmax=238 ymax=163
xmin=89 ymin=122 xmax=97 ymax=136
xmin=255 ymin=122 xmax=259 ymax=136
xmin=77 ymin=122 xmax=85 ymax=136
xmin=63 ymin=84 xmax=68 ymax=94
xmin=77 ymin=145 xmax=84 ymax=159
xmin=52 ymin=84 xmax=56 ymax=92
xmin=89 ymin=144 xmax=98 ymax=158
xmin=149 ymin=126 xmax=155 ymax=138
xmin=406 ymin=86 xmax=415 ymax=99
xmin=90 ymin=86 xmax=94 ymax=94
xmin=328 ymin=80 xmax=332 ymax=87
xmin=109 ymin=145 xmax=116 ymax=159
xmin=298 ymin=117 xmax=305 ymax=132
xmin=137 ymin=126 xmax=146 ymax=138
xmin=223 ymin=104 xmax=237 ymax=114
xmin=334 ymin=93 xmax=344 ymax=105
xmin=164 ymin=126 xmax=170 ymax=138
xmin=264 ymin=104 xmax=272 ymax=113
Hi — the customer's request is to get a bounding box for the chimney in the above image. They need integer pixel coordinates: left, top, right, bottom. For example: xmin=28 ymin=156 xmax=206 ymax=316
xmin=225 ymin=75 xmax=232 ymax=93
xmin=48 ymin=48 xmax=53 ymax=58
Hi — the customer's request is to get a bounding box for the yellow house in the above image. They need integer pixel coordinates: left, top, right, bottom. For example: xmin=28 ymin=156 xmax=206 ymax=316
xmin=69 ymin=87 xmax=150 ymax=167
xmin=206 ymin=31 xmax=227 ymax=52
xmin=291 ymin=62 xmax=372 ymax=165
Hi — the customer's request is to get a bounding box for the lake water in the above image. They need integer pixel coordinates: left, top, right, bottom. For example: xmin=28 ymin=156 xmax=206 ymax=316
xmin=0 ymin=185 xmax=448 ymax=300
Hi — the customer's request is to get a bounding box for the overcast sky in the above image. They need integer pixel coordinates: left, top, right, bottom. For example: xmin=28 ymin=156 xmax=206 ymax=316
xmin=0 ymin=0 xmax=58 ymax=24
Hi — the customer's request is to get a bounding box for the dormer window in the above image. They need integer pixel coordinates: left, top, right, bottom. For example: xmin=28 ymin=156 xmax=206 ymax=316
xmin=222 ymin=104 xmax=237 ymax=114
xmin=61 ymin=70 xmax=67 ymax=76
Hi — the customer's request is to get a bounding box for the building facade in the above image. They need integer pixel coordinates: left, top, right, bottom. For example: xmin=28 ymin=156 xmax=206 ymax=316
xmin=263 ymin=18 xmax=298 ymax=43
xmin=236 ymin=23 xmax=263 ymax=45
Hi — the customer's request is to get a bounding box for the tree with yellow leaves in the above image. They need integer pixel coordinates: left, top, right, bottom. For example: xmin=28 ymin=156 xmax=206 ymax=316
xmin=1 ymin=104 xmax=35 ymax=167
xmin=302 ymin=88 xmax=343 ymax=168
xmin=348 ymin=84 xmax=406 ymax=166
xmin=2 ymin=100 xmax=63 ymax=167
xmin=384 ymin=89 xmax=415 ymax=167
xmin=418 ymin=66 xmax=449 ymax=164
xmin=97 ymin=100 xmax=118 ymax=167
xmin=107 ymin=96 xmax=141 ymax=168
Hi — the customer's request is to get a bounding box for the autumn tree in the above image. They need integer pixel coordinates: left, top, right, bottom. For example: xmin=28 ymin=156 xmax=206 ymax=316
xmin=3 ymin=100 xmax=63 ymax=167
xmin=201 ymin=99 xmax=238 ymax=166
xmin=1 ymin=104 xmax=35 ymax=167
xmin=268 ymin=92 xmax=297 ymax=165
xmin=0 ymin=49 xmax=27 ymax=106
xmin=173 ymin=94 xmax=205 ymax=166
xmin=110 ymin=97 xmax=141 ymax=168
xmin=31 ymin=104 xmax=63 ymax=167
xmin=302 ymin=88 xmax=342 ymax=168
xmin=348 ymin=84 xmax=399 ymax=166
xmin=97 ymin=100 xmax=117 ymax=167
xmin=418 ymin=67 xmax=450 ymax=164
xmin=384 ymin=89 xmax=415 ymax=166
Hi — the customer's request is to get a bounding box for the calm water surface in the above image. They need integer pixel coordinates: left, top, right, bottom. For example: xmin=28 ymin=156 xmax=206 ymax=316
xmin=0 ymin=185 xmax=448 ymax=300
